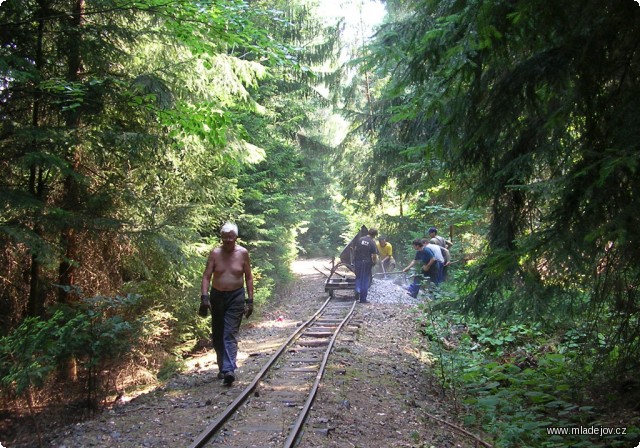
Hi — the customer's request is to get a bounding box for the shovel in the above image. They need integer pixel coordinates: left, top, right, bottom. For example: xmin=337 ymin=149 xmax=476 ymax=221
xmin=373 ymin=270 xmax=405 ymax=277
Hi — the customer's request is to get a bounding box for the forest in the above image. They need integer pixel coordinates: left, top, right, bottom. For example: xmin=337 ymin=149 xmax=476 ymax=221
xmin=1 ymin=0 xmax=639 ymax=446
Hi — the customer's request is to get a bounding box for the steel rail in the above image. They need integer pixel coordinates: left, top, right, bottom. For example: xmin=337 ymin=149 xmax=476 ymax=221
xmin=188 ymin=296 xmax=333 ymax=448
xmin=283 ymin=299 xmax=357 ymax=448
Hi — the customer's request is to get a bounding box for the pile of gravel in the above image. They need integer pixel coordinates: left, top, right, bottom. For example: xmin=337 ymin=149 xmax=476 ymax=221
xmin=367 ymin=276 xmax=421 ymax=305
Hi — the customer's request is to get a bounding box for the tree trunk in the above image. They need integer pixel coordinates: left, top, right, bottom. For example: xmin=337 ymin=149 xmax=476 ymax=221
xmin=26 ymin=0 xmax=48 ymax=318
xmin=56 ymin=0 xmax=87 ymax=383
xmin=58 ymin=0 xmax=85 ymax=305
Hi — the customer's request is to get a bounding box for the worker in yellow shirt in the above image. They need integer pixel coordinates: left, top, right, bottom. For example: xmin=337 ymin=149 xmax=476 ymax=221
xmin=376 ymin=235 xmax=396 ymax=274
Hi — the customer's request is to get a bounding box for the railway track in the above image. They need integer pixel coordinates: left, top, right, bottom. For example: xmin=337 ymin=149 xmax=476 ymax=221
xmin=189 ymin=295 xmax=359 ymax=448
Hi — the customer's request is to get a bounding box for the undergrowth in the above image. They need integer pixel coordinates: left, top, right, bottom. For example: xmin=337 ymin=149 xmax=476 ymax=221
xmin=418 ymin=294 xmax=640 ymax=448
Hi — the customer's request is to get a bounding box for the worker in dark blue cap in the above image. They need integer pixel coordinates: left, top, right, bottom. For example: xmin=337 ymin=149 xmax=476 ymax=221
xmin=428 ymin=227 xmax=452 ymax=282
xmin=428 ymin=227 xmax=452 ymax=250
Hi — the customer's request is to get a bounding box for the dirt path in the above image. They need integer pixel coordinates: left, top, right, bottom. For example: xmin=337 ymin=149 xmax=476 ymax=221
xmin=295 ymin=259 xmax=475 ymax=448
xmin=35 ymin=258 xmax=478 ymax=447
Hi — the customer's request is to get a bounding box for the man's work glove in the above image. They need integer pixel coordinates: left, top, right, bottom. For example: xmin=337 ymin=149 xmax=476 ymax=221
xmin=198 ymin=294 xmax=210 ymax=317
xmin=244 ymin=301 xmax=253 ymax=318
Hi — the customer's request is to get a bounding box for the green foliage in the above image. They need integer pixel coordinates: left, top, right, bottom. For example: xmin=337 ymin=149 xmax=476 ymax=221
xmin=0 ymin=0 xmax=304 ymax=327
xmin=227 ymin=0 xmax=351 ymax=269
xmin=0 ymin=312 xmax=69 ymax=396
xmin=0 ymin=294 xmax=142 ymax=400
xmin=419 ymin=302 xmax=640 ymax=447
xmin=364 ymin=0 xmax=640 ymax=390
xmin=157 ymin=357 xmax=186 ymax=381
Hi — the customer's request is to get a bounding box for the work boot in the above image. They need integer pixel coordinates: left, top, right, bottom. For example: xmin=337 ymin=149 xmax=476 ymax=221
xmin=223 ymin=371 xmax=235 ymax=385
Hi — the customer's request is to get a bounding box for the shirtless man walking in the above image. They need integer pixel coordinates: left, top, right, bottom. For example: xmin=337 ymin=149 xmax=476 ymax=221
xmin=200 ymin=222 xmax=254 ymax=385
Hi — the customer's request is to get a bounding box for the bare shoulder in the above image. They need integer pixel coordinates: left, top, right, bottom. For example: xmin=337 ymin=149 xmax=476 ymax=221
xmin=207 ymin=247 xmax=225 ymax=264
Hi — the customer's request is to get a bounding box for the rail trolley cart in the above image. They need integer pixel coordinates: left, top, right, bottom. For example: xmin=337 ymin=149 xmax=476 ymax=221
xmin=323 ymin=225 xmax=369 ymax=299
